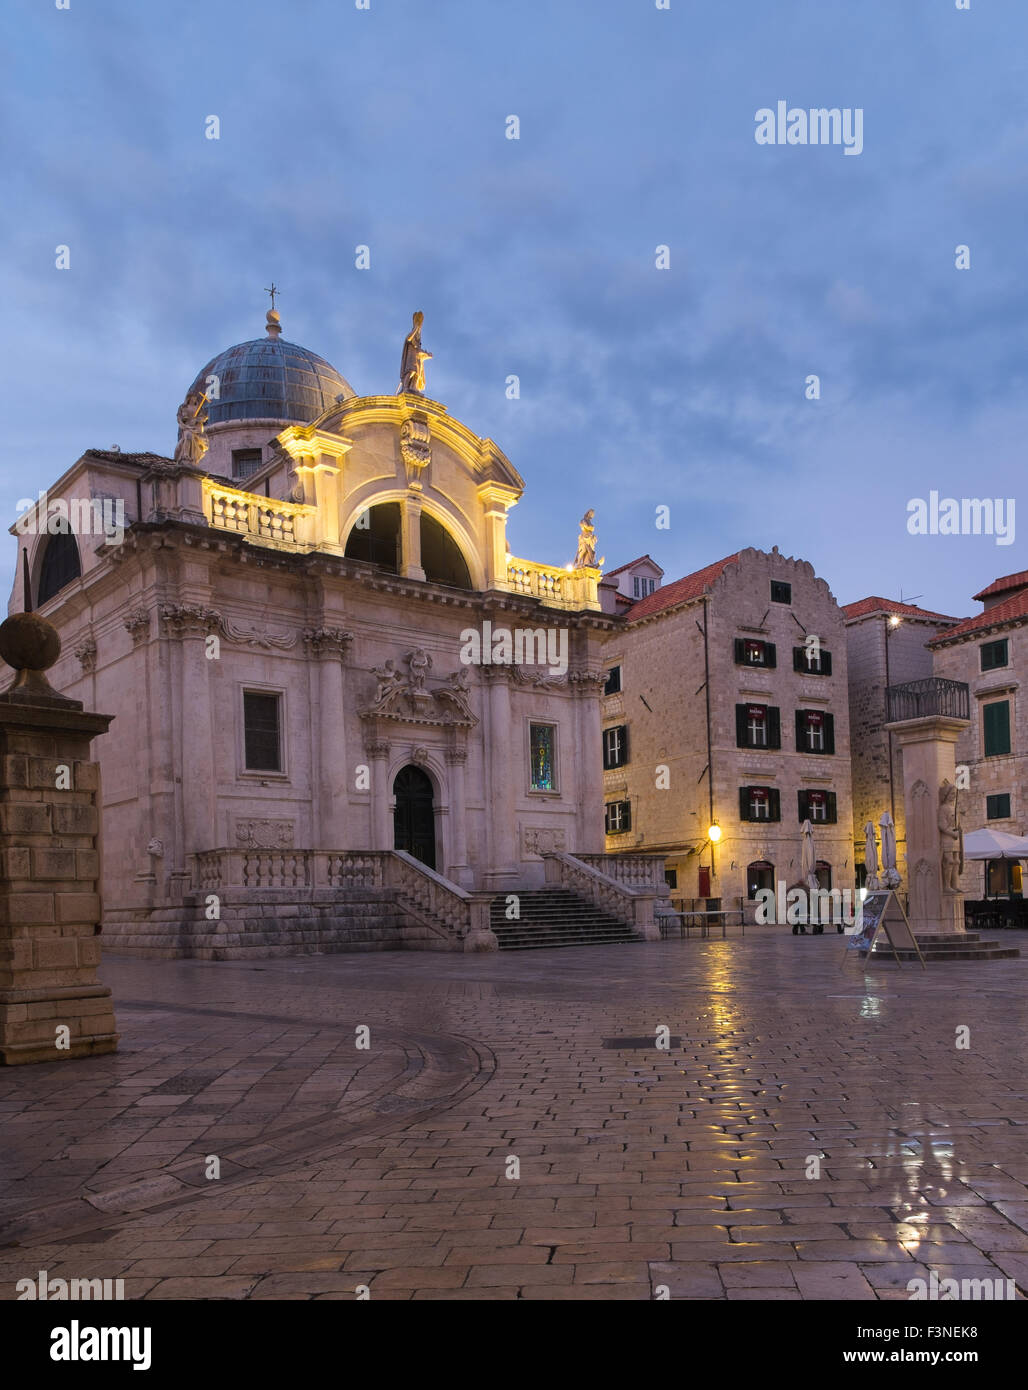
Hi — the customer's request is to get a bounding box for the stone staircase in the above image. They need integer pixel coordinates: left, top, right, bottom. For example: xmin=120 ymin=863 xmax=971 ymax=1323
xmin=490 ymin=889 xmax=639 ymax=950
xmin=871 ymin=931 xmax=1021 ymax=963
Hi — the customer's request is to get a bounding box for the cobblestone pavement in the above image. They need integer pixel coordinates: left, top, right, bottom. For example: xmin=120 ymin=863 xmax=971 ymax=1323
xmin=2 ymin=933 xmax=1027 ymax=1301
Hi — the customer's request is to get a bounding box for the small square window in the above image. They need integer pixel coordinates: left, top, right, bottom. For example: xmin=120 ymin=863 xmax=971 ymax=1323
xmin=981 ymin=639 xmax=1009 ymax=672
xmin=232 ymin=449 xmax=263 ymax=481
xmin=770 ymin=580 xmax=792 ymax=605
xmin=603 ymin=724 xmax=629 ymax=769
xmin=986 ymin=793 xmax=1011 ymax=820
xmin=605 ymin=800 xmax=631 ymax=834
xmin=604 ymin=666 xmax=622 ymax=695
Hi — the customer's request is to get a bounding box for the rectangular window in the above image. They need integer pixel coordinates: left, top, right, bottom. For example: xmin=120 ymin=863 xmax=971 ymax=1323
xmin=770 ymin=580 xmax=792 ymax=605
xmin=739 ymin=786 xmax=781 ymax=822
xmin=664 ymin=868 xmax=678 ymax=890
xmin=980 ymin=639 xmax=1009 ymax=672
xmin=798 ymin=790 xmax=837 ymax=824
xmin=632 ymin=577 xmax=655 ymax=598
xmin=232 ymin=448 xmax=263 ymax=481
xmin=986 ymin=793 xmax=1011 ymax=820
xmin=243 ymin=691 xmax=282 ymax=771
xmin=735 ymin=704 xmax=781 ymax=750
xmin=530 ymin=723 xmax=556 ymax=790
xmin=983 ymin=700 xmax=1011 ymax=757
xmin=792 ymin=645 xmax=832 ymax=676
xmin=603 ymin=665 xmax=622 ymax=695
xmin=734 ymin=638 xmax=777 ymax=668
xmin=602 ymin=724 xmax=629 ymax=769
xmin=795 ymin=709 xmax=835 ymax=754
xmin=605 ymin=800 xmax=631 ymax=834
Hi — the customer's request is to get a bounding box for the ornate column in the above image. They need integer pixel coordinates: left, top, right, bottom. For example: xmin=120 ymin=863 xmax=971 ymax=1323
xmin=883 ymin=714 xmax=971 ymax=935
xmin=304 ymin=628 xmax=353 ymax=847
xmin=399 ymin=496 xmax=425 ymax=582
xmin=477 ymin=484 xmax=518 ymax=590
xmin=160 ymin=604 xmax=219 ymax=891
xmin=482 ymin=666 xmax=519 ymax=890
xmin=445 ymin=741 xmax=472 ymax=887
xmin=366 ymin=737 xmax=392 ymax=850
xmin=571 ymin=664 xmax=606 ymax=854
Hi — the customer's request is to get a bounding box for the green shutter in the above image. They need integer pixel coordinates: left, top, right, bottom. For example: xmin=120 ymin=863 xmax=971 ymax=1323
xmin=795 ymin=710 xmax=805 ymax=751
xmin=739 ymin=786 xmax=750 ymax=822
xmin=797 ymin=790 xmax=807 ymax=822
xmin=734 ymin=638 xmax=746 ymax=663
xmin=793 ymin=646 xmax=805 ymax=672
xmin=765 ymin=642 xmax=777 ymax=669
xmin=984 ymin=701 xmax=1011 ymax=756
xmin=822 ymin=650 xmax=832 ymax=676
xmin=736 ymin=705 xmax=749 ymax=748
xmin=767 ymin=706 xmax=781 ymax=749
xmin=769 ymin=788 xmax=781 ymax=821
xmin=826 ymin=792 xmax=837 ymax=823
xmin=824 ymin=713 xmax=835 ymax=754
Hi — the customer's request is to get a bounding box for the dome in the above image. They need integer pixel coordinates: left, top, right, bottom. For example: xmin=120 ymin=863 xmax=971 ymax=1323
xmin=188 ymin=316 xmax=356 ymax=426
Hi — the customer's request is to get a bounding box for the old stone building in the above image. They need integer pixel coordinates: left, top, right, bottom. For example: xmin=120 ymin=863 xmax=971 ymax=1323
xmin=600 ymin=546 xmax=853 ymax=920
xmin=843 ymin=597 xmax=958 ymax=884
xmin=6 ymin=307 xmax=666 ymax=956
xmin=928 ymin=570 xmax=1028 ymax=898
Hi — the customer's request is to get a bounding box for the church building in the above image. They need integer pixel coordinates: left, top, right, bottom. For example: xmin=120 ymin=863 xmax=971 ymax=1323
xmin=8 ymin=307 xmax=665 ymax=956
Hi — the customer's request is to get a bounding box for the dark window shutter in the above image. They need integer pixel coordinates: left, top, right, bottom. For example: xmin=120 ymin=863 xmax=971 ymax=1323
xmin=734 ymin=638 xmax=746 ymax=663
xmin=793 ymin=646 xmax=804 ymax=672
xmin=767 ymin=706 xmax=781 ymax=749
xmin=824 ymin=713 xmax=835 ymax=754
xmin=765 ymin=642 xmax=777 ymax=669
xmin=984 ymin=701 xmax=1011 ymax=756
xmin=622 ymin=802 xmax=631 ymax=831
xmin=768 ymin=788 xmax=781 ymax=821
xmin=739 ymin=786 xmax=750 ymax=822
xmin=736 ymin=705 xmax=749 ymax=748
xmin=795 ymin=710 xmax=805 ymax=751
xmin=821 ymin=650 xmax=832 ymax=676
xmin=798 ymin=790 xmax=808 ymax=822
xmin=621 ymin=725 xmax=629 ymax=765
xmin=826 ymin=792 xmax=837 ymax=823
xmin=602 ymin=730 xmax=610 ymax=770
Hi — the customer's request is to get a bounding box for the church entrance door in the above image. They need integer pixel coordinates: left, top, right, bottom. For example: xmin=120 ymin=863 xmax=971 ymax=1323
xmin=393 ymin=765 xmax=436 ymax=870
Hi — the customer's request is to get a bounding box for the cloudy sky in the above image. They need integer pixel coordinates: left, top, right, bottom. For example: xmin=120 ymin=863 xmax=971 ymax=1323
xmin=3 ymin=0 xmax=1025 ymax=617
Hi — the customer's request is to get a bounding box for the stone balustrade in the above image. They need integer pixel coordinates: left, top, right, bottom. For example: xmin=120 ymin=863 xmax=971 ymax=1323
xmin=575 ymin=852 xmax=667 ymax=892
xmin=202 ymin=480 xmax=316 ymax=551
xmin=505 ymin=556 xmax=601 ymax=612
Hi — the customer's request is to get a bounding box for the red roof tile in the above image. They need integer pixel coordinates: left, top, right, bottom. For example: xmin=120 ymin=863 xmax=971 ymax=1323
xmin=928 ymin=587 xmax=1028 ymax=645
xmin=972 ymin=570 xmax=1028 ymax=602
xmin=626 ymin=554 xmax=740 ymax=621
xmin=842 ymin=596 xmax=957 ymax=623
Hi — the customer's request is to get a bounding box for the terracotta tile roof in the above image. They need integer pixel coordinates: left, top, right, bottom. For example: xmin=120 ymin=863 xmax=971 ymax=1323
xmin=841 ymin=595 xmax=958 ymax=623
xmin=972 ymin=570 xmax=1028 ymax=602
xmin=928 ymin=587 xmax=1028 ymax=645
xmin=626 ymin=553 xmax=740 ymax=621
xmin=84 ymin=449 xmax=174 ymax=466
xmin=604 ymin=554 xmax=664 ymax=580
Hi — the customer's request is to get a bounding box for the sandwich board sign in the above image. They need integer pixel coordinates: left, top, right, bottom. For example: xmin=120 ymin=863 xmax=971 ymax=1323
xmin=841 ymin=889 xmax=926 ymax=970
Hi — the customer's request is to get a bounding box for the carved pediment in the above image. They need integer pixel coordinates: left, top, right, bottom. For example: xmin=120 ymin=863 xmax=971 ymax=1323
xmin=361 ymin=654 xmax=477 ymax=727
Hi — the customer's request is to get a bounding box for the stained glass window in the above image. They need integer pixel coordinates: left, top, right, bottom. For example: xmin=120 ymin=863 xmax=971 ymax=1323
xmin=530 ymin=723 xmax=556 ymax=791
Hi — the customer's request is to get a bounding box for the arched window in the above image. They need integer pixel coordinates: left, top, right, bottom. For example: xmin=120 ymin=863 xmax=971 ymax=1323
xmin=746 ymin=860 xmax=774 ymax=899
xmin=420 ymin=513 xmax=472 ymax=590
xmin=37 ymin=529 xmax=81 ymax=605
xmin=344 ymin=502 xmax=400 ymax=573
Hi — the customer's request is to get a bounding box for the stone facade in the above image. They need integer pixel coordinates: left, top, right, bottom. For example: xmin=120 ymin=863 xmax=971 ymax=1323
xmin=7 ymin=315 xmax=617 ymax=957
xmin=843 ymin=599 xmax=958 ymax=885
xmin=601 ymin=547 xmax=853 ymax=921
xmin=928 ymin=572 xmax=1028 ymax=898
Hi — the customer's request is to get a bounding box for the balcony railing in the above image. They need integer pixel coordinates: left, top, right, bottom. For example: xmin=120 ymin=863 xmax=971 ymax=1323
xmin=886 ymin=677 xmax=970 ymax=723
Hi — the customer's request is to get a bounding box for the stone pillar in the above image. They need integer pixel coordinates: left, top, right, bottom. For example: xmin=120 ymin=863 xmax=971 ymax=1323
xmin=481 ymin=669 xmax=519 ymax=890
xmin=0 ymin=614 xmax=117 ymax=1064
xmin=884 ymin=714 xmax=971 ymax=935
xmin=366 ymin=739 xmax=392 ymax=850
xmin=399 ymin=497 xmax=425 ymax=582
xmin=306 ymin=629 xmax=352 ymax=846
xmin=445 ymin=745 xmax=472 ymax=887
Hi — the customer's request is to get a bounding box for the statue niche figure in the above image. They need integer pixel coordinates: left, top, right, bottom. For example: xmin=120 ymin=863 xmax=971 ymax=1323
xmin=937 ymin=779 xmax=965 ymax=895
xmin=174 ymin=390 xmax=209 ymax=467
xmin=399 ymin=311 xmax=433 ymax=396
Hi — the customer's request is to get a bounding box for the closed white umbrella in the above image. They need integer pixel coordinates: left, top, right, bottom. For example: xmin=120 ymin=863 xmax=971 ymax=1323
xmin=963 ymin=828 xmax=1028 ymax=860
xmin=864 ymin=820 xmax=879 ymax=889
xmin=800 ymin=817 xmax=817 ymax=891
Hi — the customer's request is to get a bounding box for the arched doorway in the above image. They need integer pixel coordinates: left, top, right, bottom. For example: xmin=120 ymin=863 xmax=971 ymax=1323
xmin=393 ymin=765 xmax=436 ymax=869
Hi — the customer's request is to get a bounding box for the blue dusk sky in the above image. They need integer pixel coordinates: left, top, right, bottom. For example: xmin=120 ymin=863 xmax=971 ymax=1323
xmin=2 ymin=0 xmax=1026 ymax=617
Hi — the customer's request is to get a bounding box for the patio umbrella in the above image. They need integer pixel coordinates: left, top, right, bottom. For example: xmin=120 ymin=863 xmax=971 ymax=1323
xmin=879 ymin=812 xmax=901 ymax=888
xmin=863 ymin=820 xmax=879 ymax=889
xmin=963 ymin=828 xmax=1028 ymax=860
xmin=800 ymin=817 xmax=818 ymax=892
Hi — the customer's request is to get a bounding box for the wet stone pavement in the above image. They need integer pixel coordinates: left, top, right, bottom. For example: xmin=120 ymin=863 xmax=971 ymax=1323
xmin=1 ymin=932 xmax=1027 ymax=1301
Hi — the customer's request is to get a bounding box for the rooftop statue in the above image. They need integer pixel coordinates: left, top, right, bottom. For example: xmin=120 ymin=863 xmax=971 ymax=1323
xmin=399 ymin=311 xmax=432 ymax=396
xmin=174 ymin=390 xmax=209 ymax=467
xmin=573 ymin=509 xmax=597 ymax=569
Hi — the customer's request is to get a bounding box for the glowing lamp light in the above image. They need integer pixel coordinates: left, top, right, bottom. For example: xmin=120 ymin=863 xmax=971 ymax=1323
xmin=707 ymin=823 xmax=722 ymax=844
xmin=888 ymin=615 xmax=901 ymax=627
